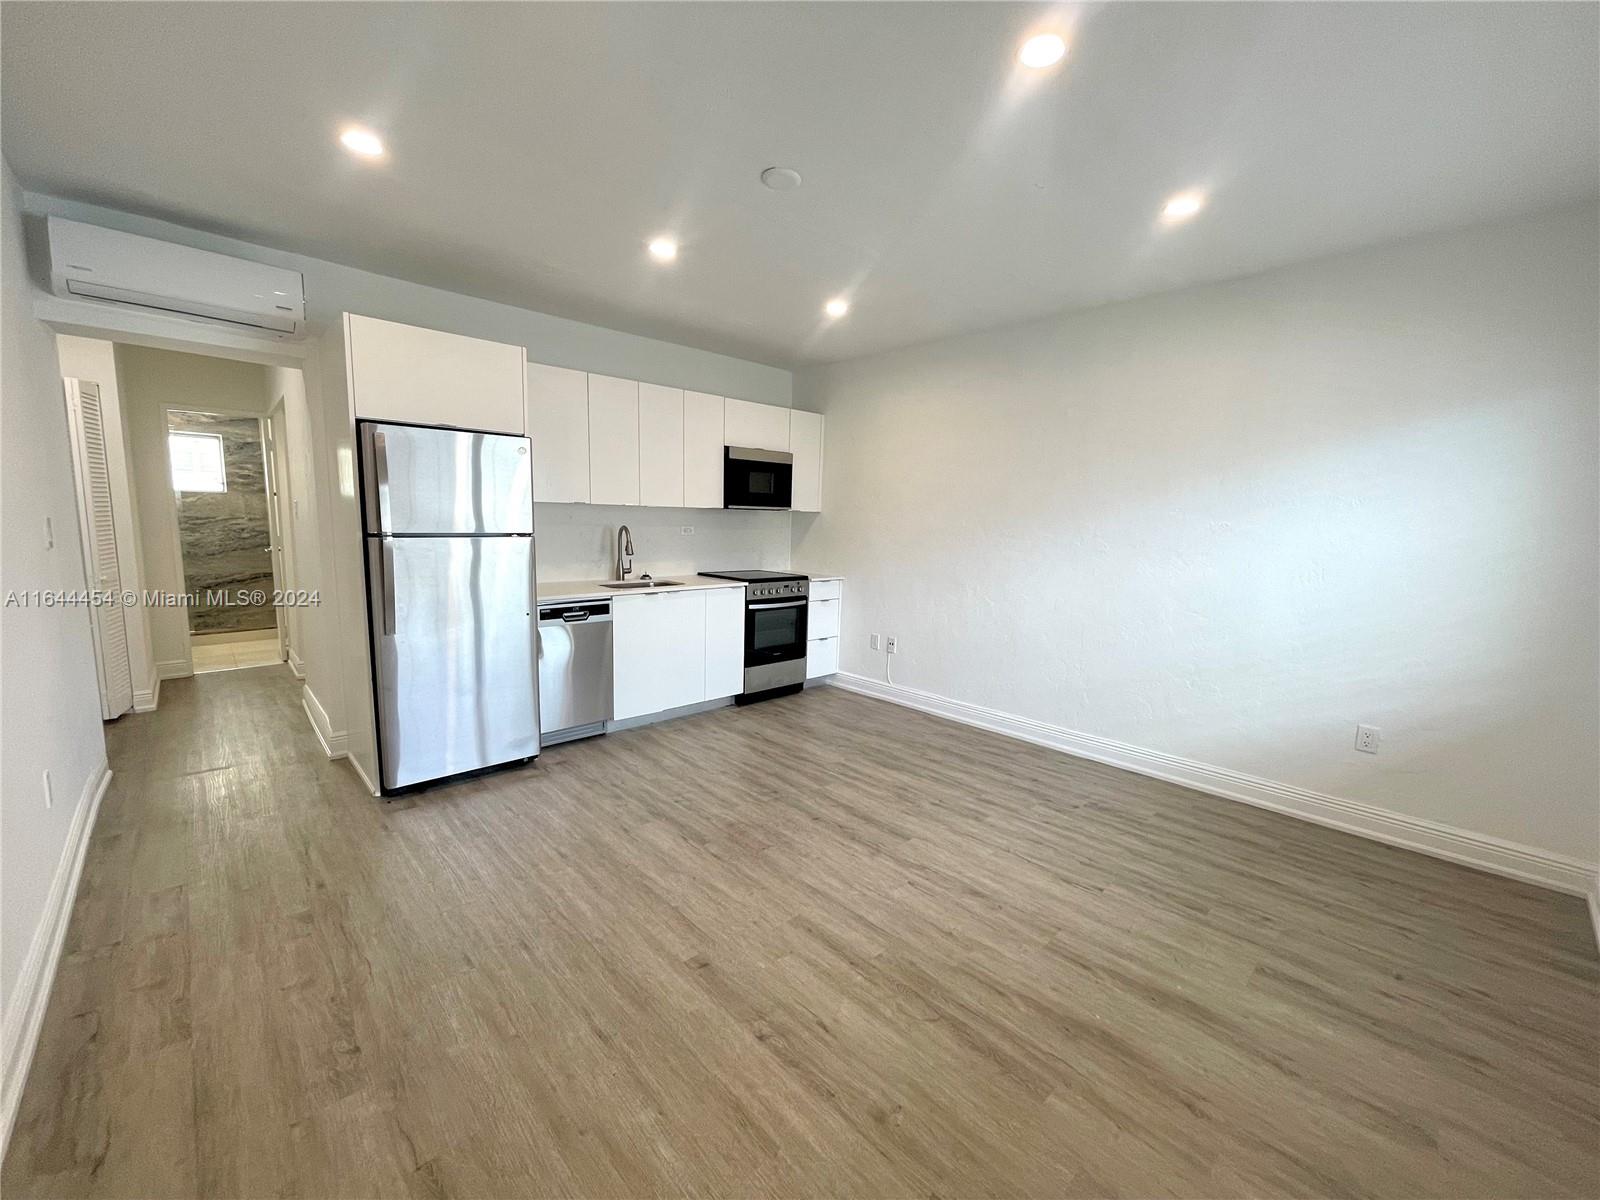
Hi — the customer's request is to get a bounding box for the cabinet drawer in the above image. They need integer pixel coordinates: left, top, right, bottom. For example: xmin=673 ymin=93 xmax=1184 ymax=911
xmin=807 ymin=597 xmax=840 ymax=639
xmin=806 ymin=637 xmax=839 ymax=679
xmin=809 ymin=579 xmax=841 ymax=602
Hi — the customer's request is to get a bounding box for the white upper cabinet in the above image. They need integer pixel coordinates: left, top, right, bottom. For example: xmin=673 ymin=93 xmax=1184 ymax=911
xmin=683 ymin=390 xmax=725 ymax=509
xmin=789 ymin=409 xmax=824 ymax=512
xmin=638 ymin=383 xmax=685 ymax=508
xmin=724 ymin=397 xmax=789 ymax=452
xmin=525 ymin=362 xmax=590 ymax=503
xmin=704 ymin=586 xmax=745 ymax=701
xmin=346 ymin=313 xmax=525 ymax=434
xmin=587 ymin=374 xmax=640 ymax=506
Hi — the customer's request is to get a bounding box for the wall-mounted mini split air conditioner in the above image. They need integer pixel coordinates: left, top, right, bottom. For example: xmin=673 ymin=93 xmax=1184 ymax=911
xmin=46 ymin=217 xmax=306 ymax=337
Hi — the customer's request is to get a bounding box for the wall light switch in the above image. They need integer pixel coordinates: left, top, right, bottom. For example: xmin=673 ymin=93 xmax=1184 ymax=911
xmin=44 ymin=516 xmax=54 ymax=549
xmin=869 ymin=633 xmax=880 ymax=651
xmin=43 ymin=769 xmax=53 ymax=810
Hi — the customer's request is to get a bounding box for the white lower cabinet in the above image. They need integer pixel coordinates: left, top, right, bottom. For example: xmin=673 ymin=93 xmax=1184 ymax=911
xmin=612 ymin=590 xmax=707 ymax=719
xmin=806 ymin=636 xmax=840 ymax=679
xmin=612 ymin=585 xmax=747 ymax=720
xmin=704 ymin=587 xmax=745 ymax=700
xmin=805 ymin=579 xmax=843 ymax=679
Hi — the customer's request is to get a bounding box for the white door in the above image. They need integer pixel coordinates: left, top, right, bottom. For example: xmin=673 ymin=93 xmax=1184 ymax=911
xmin=683 ymin=390 xmax=724 ymax=508
xmin=789 ymin=409 xmax=824 ymax=512
xmin=587 ymin=374 xmax=640 ymax=505
xmin=526 ymin=362 xmax=591 ymax=502
xmin=638 ymin=383 xmax=685 ymax=507
xmin=724 ymin=398 xmax=789 ymax=452
xmin=704 ymin=587 xmax=745 ymax=700
xmin=263 ymin=412 xmax=291 ymax=665
xmin=346 ymin=313 xmax=526 ymax=434
xmin=611 ymin=590 xmax=708 ymax=719
xmin=63 ymin=380 xmax=134 ymax=719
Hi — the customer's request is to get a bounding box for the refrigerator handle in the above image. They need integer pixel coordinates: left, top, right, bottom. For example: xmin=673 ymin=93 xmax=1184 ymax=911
xmin=373 ymin=429 xmax=392 ymax=532
xmin=380 ymin=539 xmax=397 ymax=636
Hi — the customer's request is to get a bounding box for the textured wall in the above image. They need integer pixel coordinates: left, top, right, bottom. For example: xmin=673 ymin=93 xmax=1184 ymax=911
xmin=167 ymin=411 xmax=274 ymax=634
xmin=0 ymin=160 xmax=107 ymax=1072
xmin=793 ymin=202 xmax=1599 ymax=864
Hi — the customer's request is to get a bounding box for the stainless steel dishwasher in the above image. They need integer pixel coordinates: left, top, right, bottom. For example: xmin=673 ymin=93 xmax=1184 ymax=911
xmin=537 ymin=600 xmax=612 ymax=744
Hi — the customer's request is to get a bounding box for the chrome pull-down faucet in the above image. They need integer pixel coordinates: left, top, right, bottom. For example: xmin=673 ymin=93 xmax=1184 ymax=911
xmin=615 ymin=524 xmax=634 ymax=582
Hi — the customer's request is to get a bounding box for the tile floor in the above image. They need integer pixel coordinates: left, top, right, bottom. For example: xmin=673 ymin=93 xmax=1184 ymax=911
xmin=189 ymin=628 xmax=282 ymax=673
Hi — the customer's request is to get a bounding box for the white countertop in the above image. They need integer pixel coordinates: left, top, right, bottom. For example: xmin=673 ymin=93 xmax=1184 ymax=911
xmin=536 ymin=574 xmax=748 ymax=604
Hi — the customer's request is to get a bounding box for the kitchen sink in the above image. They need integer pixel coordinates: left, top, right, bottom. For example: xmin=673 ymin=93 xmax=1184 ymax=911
xmin=599 ymin=579 xmax=685 ymax=589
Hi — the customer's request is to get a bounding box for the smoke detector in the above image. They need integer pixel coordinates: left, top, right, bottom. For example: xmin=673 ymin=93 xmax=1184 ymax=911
xmin=760 ymin=166 xmax=803 ymax=191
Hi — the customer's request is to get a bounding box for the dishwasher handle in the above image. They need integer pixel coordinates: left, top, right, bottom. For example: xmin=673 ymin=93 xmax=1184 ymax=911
xmin=538 ymin=602 xmax=612 ymax=624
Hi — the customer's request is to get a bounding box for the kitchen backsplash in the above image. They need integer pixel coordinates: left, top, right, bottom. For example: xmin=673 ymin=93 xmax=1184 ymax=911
xmin=534 ymin=504 xmax=791 ymax=581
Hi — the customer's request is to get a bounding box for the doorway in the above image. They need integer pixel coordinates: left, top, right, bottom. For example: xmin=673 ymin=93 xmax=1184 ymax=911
xmin=165 ymin=408 xmax=283 ymax=673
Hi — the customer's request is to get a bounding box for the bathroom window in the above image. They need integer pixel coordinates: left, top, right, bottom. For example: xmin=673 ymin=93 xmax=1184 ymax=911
xmin=169 ymin=431 xmax=227 ymax=493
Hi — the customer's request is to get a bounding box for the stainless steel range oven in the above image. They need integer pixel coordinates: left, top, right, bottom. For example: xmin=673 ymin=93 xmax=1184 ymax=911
xmin=698 ymin=570 xmax=809 ymax=703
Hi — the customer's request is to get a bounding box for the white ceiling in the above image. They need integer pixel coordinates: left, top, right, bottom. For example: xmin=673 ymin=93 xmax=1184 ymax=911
xmin=4 ymin=3 xmax=1596 ymax=367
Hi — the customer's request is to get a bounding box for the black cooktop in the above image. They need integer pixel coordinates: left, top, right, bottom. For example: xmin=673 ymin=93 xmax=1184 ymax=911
xmin=699 ymin=570 xmax=808 ymax=583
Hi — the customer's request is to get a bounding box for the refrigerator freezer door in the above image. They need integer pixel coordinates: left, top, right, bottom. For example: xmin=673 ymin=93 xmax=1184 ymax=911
xmin=362 ymin=422 xmax=533 ymax=535
xmin=369 ymin=534 xmax=539 ymax=789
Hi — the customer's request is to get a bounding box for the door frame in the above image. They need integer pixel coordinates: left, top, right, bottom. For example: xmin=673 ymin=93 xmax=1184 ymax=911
xmin=161 ymin=404 xmax=285 ymax=667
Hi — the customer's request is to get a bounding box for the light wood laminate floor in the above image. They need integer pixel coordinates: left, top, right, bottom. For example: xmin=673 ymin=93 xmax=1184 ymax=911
xmin=4 ymin=666 xmax=1597 ymax=1199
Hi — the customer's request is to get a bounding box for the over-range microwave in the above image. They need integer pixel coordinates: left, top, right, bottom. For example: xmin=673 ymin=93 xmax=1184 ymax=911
xmin=724 ymin=446 xmax=793 ymax=510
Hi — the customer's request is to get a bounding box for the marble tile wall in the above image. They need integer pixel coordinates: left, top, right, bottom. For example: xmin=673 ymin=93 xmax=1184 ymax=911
xmin=168 ymin=410 xmax=276 ymax=635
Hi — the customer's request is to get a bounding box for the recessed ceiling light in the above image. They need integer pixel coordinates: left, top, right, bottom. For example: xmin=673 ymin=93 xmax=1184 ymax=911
xmin=339 ymin=126 xmax=386 ymax=160
xmin=647 ymin=236 xmax=679 ymax=263
xmin=824 ymin=298 xmax=850 ymax=319
xmin=760 ymin=166 xmax=803 ymax=191
xmin=1018 ymin=33 xmax=1067 ymax=69
xmin=1161 ymin=190 xmax=1206 ymax=222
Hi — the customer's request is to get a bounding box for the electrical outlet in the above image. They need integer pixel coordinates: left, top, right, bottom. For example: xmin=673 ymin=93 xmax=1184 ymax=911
xmin=1354 ymin=724 xmax=1380 ymax=754
xmin=869 ymin=633 xmax=880 ymax=651
xmin=886 ymin=635 xmax=898 ymax=654
xmin=680 ymin=525 xmax=694 ymax=535
xmin=42 ymin=769 xmax=53 ymax=810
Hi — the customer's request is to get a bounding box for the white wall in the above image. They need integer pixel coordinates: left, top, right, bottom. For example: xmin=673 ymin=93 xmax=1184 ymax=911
xmin=0 ymin=160 xmax=108 ymax=1140
xmin=53 ymin=335 xmax=157 ymax=708
xmin=113 ymin=345 xmax=273 ymax=673
xmin=17 ymin=189 xmax=796 ymax=790
xmin=794 ymin=202 xmax=1599 ymax=869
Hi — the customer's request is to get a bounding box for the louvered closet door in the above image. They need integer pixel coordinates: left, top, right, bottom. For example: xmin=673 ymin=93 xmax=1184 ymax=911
xmin=65 ymin=380 xmax=134 ymax=719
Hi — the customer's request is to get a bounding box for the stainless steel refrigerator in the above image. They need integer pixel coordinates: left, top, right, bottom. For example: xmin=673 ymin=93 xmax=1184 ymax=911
xmin=359 ymin=421 xmax=540 ymax=792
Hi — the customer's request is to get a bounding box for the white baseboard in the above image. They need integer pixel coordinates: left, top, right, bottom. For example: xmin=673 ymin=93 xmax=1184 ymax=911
xmin=131 ymin=674 xmax=160 ymax=713
xmin=1588 ymin=877 xmax=1600 ymax=955
xmin=833 ymin=673 xmax=1595 ymax=898
xmin=155 ymin=657 xmax=191 ymax=681
xmin=287 ymin=650 xmax=305 ymax=680
xmin=301 ymin=686 xmax=346 ymax=759
xmin=347 ymin=752 xmax=378 ymax=797
xmin=1 ymin=760 xmax=111 ymax=1154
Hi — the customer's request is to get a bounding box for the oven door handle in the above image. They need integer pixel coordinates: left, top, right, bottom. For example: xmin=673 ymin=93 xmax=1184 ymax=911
xmin=748 ymin=598 xmax=807 ymax=610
